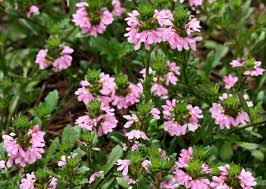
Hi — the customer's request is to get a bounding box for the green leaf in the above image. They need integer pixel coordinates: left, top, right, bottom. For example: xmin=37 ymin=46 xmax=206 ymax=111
xmin=219 ymin=142 xmax=233 ymax=161
xmin=30 ymin=90 xmax=59 ymax=120
xmin=237 ymin=142 xmax=259 ymax=150
xmin=116 ymin=177 xmax=130 ymax=188
xmin=103 ymin=145 xmax=123 ymax=174
xmin=203 ymin=40 xmax=229 ymax=75
xmin=44 ymin=90 xmax=59 ymax=112
xmin=251 ymin=150 xmax=264 ymax=161
xmin=101 ymin=178 xmax=115 ymax=189
xmin=61 ymin=125 xmax=81 ymax=148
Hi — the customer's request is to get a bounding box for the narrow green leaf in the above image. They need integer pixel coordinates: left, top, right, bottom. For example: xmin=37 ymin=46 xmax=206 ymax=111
xmin=237 ymin=142 xmax=259 ymax=150
xmin=103 ymin=145 xmax=123 ymax=174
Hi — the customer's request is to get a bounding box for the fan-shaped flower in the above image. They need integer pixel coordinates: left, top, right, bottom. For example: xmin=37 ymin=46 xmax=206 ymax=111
xmin=75 ymin=101 xmax=118 ymax=136
xmin=72 ymin=2 xmax=113 ymax=36
xmin=209 ymin=93 xmax=250 ymax=129
xmin=75 ymin=73 xmax=115 ymax=105
xmin=162 ymin=100 xmax=203 ymax=136
xmin=3 ymin=125 xmax=45 ymax=167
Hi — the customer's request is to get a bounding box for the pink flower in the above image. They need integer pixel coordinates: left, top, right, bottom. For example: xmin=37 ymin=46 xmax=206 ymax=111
xmin=116 ymin=159 xmax=130 ymax=176
xmin=48 ymin=178 xmax=57 ymax=189
xmin=150 ymin=108 xmax=160 ymax=120
xmin=210 ymin=176 xmax=229 ymax=189
xmin=230 ymin=60 xmax=242 ymax=67
xmin=131 ymin=141 xmax=141 ymax=151
xmin=243 ymin=94 xmax=254 ymax=107
xmin=27 ymin=5 xmax=40 ymax=17
xmin=0 ymin=160 xmax=5 ymax=169
xmin=238 ymin=169 xmax=256 ymax=189
xmin=35 ymin=46 xmax=74 ymax=72
xmin=3 ymin=125 xmax=45 ymax=167
xmin=112 ymin=0 xmax=125 ymax=16
xmin=123 ymin=175 xmax=137 ymax=185
xmin=160 ymin=177 xmax=180 ymax=189
xmin=72 ymin=3 xmax=113 ymax=36
xmin=20 ymin=172 xmax=36 ymax=189
xmin=162 ymin=100 xmax=203 ymax=136
xmin=187 ymin=104 xmax=204 ymax=122
xmin=124 ymin=10 xmax=173 ymax=50
xmin=151 ymin=83 xmax=168 ymax=99
xmin=174 ymin=169 xmax=192 ymax=186
xmin=153 ymin=9 xmax=174 ymax=26
xmin=209 ymin=102 xmax=250 ymax=129
xmin=123 ymin=114 xmax=139 ymax=128
xmin=186 ymin=17 xmax=201 ymax=35
xmin=75 ymin=73 xmax=115 ymax=104
xmin=175 ymin=147 xmax=193 ymax=168
xmin=223 ymin=75 xmax=238 ymax=89
xmin=187 ymin=178 xmax=210 ymax=189
xmin=167 ymin=61 xmax=181 ymax=76
xmin=112 ymin=83 xmax=142 ymax=109
xmin=174 ymin=169 xmax=211 ymax=189
xmin=244 ymin=61 xmax=265 ymax=76
xmin=75 ymin=103 xmax=118 ymax=136
xmin=97 ymin=113 xmax=118 ymax=136
xmin=141 ymin=160 xmax=151 ymax=173
xmin=165 ymin=62 xmax=181 ymax=85
xmin=57 ymin=155 xmax=67 ymax=167
xmin=52 ymin=46 xmax=74 ymax=72
xmin=89 ymin=171 xmax=104 ymax=184
xmin=35 ymin=49 xmax=50 ymax=70
xmin=202 ymin=163 xmax=212 ymax=174
xmin=164 ymin=121 xmax=187 ymax=136
xmin=164 ymin=27 xmax=202 ymax=51
xmin=218 ymin=164 xmax=230 ymax=176
xmin=230 ymin=59 xmax=265 ymax=77
xmin=20 ymin=172 xmax=57 ymax=189
xmin=126 ymin=130 xmax=149 ymax=140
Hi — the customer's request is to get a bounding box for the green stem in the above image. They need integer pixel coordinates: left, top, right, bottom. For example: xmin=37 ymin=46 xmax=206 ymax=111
xmin=144 ymin=51 xmax=151 ymax=102
xmin=225 ymin=120 xmax=266 ymax=135
xmin=87 ymin=146 xmax=92 ymax=171
xmin=206 ymin=120 xmax=266 ymax=145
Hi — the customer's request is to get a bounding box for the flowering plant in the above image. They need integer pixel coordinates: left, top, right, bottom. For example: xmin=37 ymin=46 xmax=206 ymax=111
xmin=0 ymin=0 xmax=266 ymax=188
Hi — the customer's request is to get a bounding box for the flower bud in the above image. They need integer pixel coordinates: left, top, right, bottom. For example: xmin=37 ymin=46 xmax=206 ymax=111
xmin=12 ymin=116 xmax=32 ymax=133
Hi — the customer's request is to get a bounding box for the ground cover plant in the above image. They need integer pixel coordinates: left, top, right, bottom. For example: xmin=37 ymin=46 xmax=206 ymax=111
xmin=0 ymin=0 xmax=266 ymax=188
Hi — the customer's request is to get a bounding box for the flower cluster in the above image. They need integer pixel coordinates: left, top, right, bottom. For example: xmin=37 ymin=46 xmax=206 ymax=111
xmin=20 ymin=172 xmax=57 ymax=189
xmin=161 ymin=147 xmax=257 ymax=189
xmin=75 ymin=100 xmax=118 ymax=136
xmin=35 ymin=46 xmax=74 ymax=72
xmin=75 ymin=70 xmax=142 ymax=110
xmin=209 ymin=93 xmax=251 ymax=129
xmin=75 ymin=70 xmax=115 ymax=105
xmin=72 ymin=2 xmax=113 ymax=36
xmin=125 ymin=9 xmax=202 ymax=51
xmin=230 ymin=59 xmax=265 ymax=77
xmin=123 ymin=105 xmax=160 ymax=141
xmin=2 ymin=125 xmax=45 ymax=167
xmin=111 ymin=74 xmax=143 ymax=109
xmin=141 ymin=60 xmax=180 ymax=99
xmin=162 ymin=100 xmax=203 ymax=136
